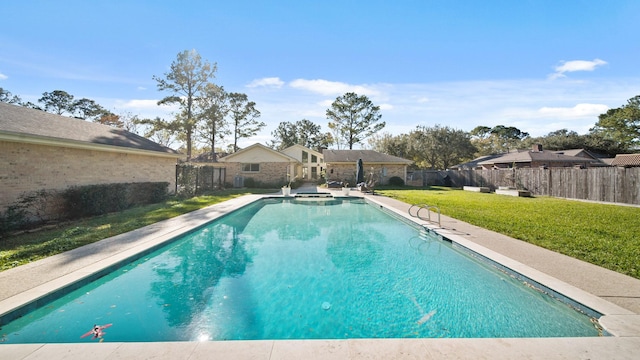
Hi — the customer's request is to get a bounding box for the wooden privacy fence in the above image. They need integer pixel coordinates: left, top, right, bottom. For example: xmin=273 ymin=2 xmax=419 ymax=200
xmin=175 ymin=164 xmax=226 ymax=196
xmin=445 ymin=167 xmax=640 ymax=205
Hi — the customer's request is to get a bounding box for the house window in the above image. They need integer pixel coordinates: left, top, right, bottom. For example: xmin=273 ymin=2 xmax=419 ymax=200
xmin=302 ymin=151 xmax=308 ymax=163
xmin=242 ymin=163 xmax=260 ymax=172
xmin=311 ymin=154 xmax=317 ymax=163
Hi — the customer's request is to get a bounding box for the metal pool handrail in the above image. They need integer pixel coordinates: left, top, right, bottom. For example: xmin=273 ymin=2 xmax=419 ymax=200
xmin=408 ymin=203 xmax=441 ymax=227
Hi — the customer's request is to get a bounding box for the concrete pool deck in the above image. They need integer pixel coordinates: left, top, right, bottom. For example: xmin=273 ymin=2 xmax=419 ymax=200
xmin=1 ymin=187 xmax=639 ymax=359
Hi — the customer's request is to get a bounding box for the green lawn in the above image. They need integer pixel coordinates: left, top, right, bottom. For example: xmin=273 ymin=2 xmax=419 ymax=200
xmin=377 ymin=187 xmax=640 ymax=279
xmin=0 ymin=189 xmax=274 ymax=271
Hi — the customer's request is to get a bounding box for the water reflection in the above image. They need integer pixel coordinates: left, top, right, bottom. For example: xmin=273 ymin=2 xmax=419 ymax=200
xmin=149 ymin=223 xmax=252 ymax=328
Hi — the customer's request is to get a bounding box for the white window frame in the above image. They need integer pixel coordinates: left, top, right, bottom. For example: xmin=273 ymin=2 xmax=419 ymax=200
xmin=241 ymin=163 xmax=260 ymax=172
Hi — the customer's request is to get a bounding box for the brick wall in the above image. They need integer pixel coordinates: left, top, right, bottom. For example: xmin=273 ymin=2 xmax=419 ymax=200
xmin=224 ymin=162 xmax=290 ymax=187
xmin=0 ymin=140 xmax=177 ymax=211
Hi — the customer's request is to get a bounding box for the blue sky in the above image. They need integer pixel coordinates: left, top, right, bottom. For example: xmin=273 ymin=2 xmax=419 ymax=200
xmin=1 ymin=0 xmax=639 ymax=149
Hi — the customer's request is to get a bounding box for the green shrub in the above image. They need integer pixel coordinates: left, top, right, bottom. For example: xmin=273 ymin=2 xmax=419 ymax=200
xmin=0 ymin=189 xmax=59 ymax=235
xmin=243 ymin=178 xmax=256 ymax=188
xmin=289 ymin=179 xmax=303 ymax=189
xmin=62 ymin=184 xmax=126 ymax=218
xmin=127 ymin=182 xmax=169 ymax=204
xmin=61 ymin=182 xmax=169 ymax=219
xmin=388 ymin=176 xmax=405 ymax=186
xmin=0 ymin=204 xmax=29 ymax=235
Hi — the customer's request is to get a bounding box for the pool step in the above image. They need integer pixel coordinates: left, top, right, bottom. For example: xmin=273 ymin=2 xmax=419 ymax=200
xmin=295 ymin=192 xmax=334 ymax=198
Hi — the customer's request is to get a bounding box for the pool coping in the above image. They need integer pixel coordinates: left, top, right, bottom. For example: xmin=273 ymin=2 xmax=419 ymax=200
xmin=1 ymin=191 xmax=639 ymax=359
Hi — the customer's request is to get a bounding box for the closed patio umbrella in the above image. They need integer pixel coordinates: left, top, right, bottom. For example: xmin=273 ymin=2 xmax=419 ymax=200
xmin=356 ymin=158 xmax=364 ymax=184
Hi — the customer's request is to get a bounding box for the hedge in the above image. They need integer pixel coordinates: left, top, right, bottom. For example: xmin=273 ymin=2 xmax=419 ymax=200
xmin=61 ymin=182 xmax=169 ymax=219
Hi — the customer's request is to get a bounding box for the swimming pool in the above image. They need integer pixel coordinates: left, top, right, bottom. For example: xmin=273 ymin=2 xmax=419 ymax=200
xmin=0 ymin=197 xmax=601 ymax=343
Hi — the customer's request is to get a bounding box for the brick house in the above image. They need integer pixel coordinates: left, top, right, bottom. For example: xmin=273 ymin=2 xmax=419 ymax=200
xmin=214 ymin=144 xmax=412 ymax=187
xmin=218 ymin=143 xmax=300 ymax=187
xmin=280 ymin=144 xmax=325 ymax=181
xmin=0 ymin=102 xmax=182 ymax=212
xmin=322 ymin=149 xmax=413 ymax=185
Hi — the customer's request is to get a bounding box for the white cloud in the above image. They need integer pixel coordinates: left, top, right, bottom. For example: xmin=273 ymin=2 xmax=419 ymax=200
xmin=108 ymin=98 xmax=180 ymax=119
xmin=538 ymin=103 xmax=609 ymax=118
xmin=318 ymin=99 xmax=334 ymax=107
xmin=550 ymin=59 xmax=607 ymax=79
xmin=289 ymin=79 xmax=380 ymax=97
xmin=120 ymin=99 xmax=162 ymax=109
xmin=0 ymin=72 xmax=7 ymax=80
xmin=137 ymin=86 xmax=147 ymax=91
xmin=379 ymin=103 xmax=393 ymax=110
xmin=246 ymin=77 xmax=284 ymax=88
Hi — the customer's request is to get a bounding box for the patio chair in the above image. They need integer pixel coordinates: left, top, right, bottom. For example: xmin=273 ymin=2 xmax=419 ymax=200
xmin=358 ymin=177 xmax=376 ymax=194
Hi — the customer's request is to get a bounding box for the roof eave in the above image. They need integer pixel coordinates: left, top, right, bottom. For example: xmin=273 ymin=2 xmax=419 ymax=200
xmin=0 ymin=131 xmax=185 ymax=160
xmin=219 ymin=144 xmax=300 ymax=163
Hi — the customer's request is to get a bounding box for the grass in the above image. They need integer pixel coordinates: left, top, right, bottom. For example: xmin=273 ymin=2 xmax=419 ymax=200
xmin=0 ymin=189 xmax=274 ymax=271
xmin=377 ymin=187 xmax=640 ymax=280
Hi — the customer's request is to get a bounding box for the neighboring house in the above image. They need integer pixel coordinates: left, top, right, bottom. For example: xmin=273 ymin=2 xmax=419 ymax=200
xmin=552 ymin=148 xmax=596 ymax=159
xmin=0 ymin=102 xmax=182 ymax=212
xmin=218 ymin=143 xmax=300 ymax=186
xmin=280 ymin=144 xmax=325 ymax=181
xmin=322 ymin=149 xmax=413 ymax=185
xmin=610 ymin=154 xmax=640 ymax=167
xmin=476 ymin=144 xmax=602 ymax=169
xmin=450 ymin=154 xmax=504 ymax=170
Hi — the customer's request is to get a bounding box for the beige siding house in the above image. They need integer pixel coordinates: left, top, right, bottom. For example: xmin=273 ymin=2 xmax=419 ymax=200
xmin=0 ymin=102 xmax=182 ymax=212
xmin=218 ymin=143 xmax=300 ymax=186
xmin=322 ymin=149 xmax=413 ymax=185
xmin=280 ymin=144 xmax=325 ymax=181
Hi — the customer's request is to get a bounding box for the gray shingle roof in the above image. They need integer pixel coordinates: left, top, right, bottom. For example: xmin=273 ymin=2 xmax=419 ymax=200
xmin=322 ymin=149 xmax=412 ymax=164
xmin=478 ymin=150 xmax=593 ymax=165
xmin=0 ymin=102 xmax=178 ymax=154
xmin=450 ymin=154 xmax=503 ymax=169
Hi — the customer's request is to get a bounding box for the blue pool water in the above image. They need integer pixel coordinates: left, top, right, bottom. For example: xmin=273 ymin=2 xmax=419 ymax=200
xmin=0 ymin=198 xmax=600 ymax=343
